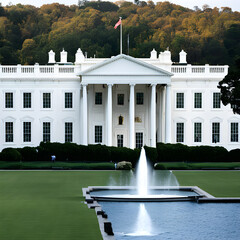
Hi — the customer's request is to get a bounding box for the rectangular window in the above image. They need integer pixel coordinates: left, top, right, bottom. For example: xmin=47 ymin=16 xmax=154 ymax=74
xmin=43 ymin=122 xmax=51 ymax=142
xmin=136 ymin=92 xmax=144 ymax=105
xmin=43 ymin=93 xmax=51 ymax=108
xmin=5 ymin=122 xmax=13 ymax=142
xmin=176 ymin=123 xmax=184 ymax=143
xmin=5 ymin=92 xmax=13 ymax=108
xmin=176 ymin=93 xmax=184 ymax=108
xmin=65 ymin=122 xmax=73 ymax=142
xmin=23 ymin=93 xmax=31 ymax=108
xmin=117 ymin=94 xmax=124 ymax=105
xmin=117 ymin=134 xmax=123 ymax=147
xmin=65 ymin=92 xmax=73 ymax=108
xmin=136 ymin=132 xmax=143 ymax=148
xmin=194 ymin=122 xmax=202 ymax=142
xmin=212 ymin=122 xmax=220 ymax=143
xmin=194 ymin=93 xmax=202 ymax=108
xmin=95 ymin=126 xmax=102 ymax=143
xmin=231 ymin=122 xmax=239 ymax=142
xmin=23 ymin=122 xmax=31 ymax=142
xmin=95 ymin=92 xmax=102 ymax=105
xmin=213 ymin=92 xmax=221 ymax=109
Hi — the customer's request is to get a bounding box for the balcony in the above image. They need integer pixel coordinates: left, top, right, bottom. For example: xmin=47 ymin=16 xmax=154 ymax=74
xmin=171 ymin=64 xmax=228 ymax=79
xmin=0 ymin=62 xmax=228 ymax=80
xmin=0 ymin=64 xmax=80 ymax=78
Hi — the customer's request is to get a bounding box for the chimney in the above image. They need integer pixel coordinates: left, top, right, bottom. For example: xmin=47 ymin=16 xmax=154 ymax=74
xmin=75 ymin=48 xmax=85 ymax=63
xmin=179 ymin=50 xmax=187 ymax=64
xmin=60 ymin=49 xmax=68 ymax=63
xmin=164 ymin=49 xmax=172 ymax=64
xmin=48 ymin=50 xmax=56 ymax=64
xmin=150 ymin=48 xmax=157 ymax=59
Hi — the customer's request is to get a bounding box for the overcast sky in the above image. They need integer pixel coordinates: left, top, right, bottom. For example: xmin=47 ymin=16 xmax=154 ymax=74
xmin=1 ymin=0 xmax=239 ymax=11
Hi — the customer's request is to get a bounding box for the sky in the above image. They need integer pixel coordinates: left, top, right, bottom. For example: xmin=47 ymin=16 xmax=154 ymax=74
xmin=0 ymin=0 xmax=239 ymax=12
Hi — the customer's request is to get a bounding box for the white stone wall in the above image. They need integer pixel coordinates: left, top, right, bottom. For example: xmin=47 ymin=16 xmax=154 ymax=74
xmin=0 ymin=78 xmax=81 ymax=150
xmin=171 ymin=78 xmax=240 ymax=150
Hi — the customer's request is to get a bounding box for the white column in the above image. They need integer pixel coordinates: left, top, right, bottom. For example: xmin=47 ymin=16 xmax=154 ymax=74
xmin=107 ymin=84 xmax=113 ymax=146
xmin=82 ymin=84 xmax=88 ymax=145
xmin=165 ymin=84 xmax=172 ymax=143
xmin=150 ymin=84 xmax=156 ymax=147
xmin=129 ymin=84 xmax=135 ymax=149
xmin=157 ymin=87 xmax=162 ymax=142
xmin=79 ymin=85 xmax=82 ymax=145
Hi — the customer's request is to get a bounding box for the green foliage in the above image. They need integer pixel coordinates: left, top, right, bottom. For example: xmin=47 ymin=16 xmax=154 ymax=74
xmin=1 ymin=148 xmax=22 ymax=162
xmin=154 ymin=163 xmax=167 ymax=170
xmin=0 ymin=142 xmax=238 ymax=169
xmin=156 ymin=143 xmax=229 ymax=162
xmin=0 ymin=2 xmax=239 ymax=67
xmin=156 ymin=143 xmax=190 ymax=162
xmin=83 ymin=2 xmax=119 ymax=12
xmin=0 ymin=161 xmax=115 ymax=170
xmin=17 ymin=147 xmax=38 ymax=162
xmin=154 ymin=162 xmax=240 ymax=170
xmin=144 ymin=145 xmax=158 ymax=165
xmin=189 ymin=146 xmax=228 ymax=162
xmin=228 ymin=148 xmax=240 ymax=162
xmin=109 ymin=146 xmax=139 ymax=166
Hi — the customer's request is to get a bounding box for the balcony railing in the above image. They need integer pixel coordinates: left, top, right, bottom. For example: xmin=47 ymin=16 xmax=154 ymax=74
xmin=0 ymin=63 xmax=228 ymax=78
xmin=0 ymin=64 xmax=78 ymax=77
xmin=171 ymin=64 xmax=228 ymax=75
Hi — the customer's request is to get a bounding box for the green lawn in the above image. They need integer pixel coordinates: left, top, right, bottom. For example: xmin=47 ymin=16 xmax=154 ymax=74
xmin=0 ymin=170 xmax=240 ymax=240
xmin=175 ymin=170 xmax=240 ymax=197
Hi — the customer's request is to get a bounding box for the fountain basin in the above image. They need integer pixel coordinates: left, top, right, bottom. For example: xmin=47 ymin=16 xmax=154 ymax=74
xmin=87 ymin=186 xmax=206 ymax=203
xmin=91 ymin=194 xmax=199 ymax=202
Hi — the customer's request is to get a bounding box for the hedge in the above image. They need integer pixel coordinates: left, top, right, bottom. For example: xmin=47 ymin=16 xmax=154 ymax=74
xmin=156 ymin=143 xmax=231 ymax=162
xmin=1 ymin=148 xmax=22 ymax=162
xmin=0 ymin=142 xmax=239 ymax=165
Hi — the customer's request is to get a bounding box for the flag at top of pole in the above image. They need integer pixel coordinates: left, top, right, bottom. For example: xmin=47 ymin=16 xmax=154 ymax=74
xmin=114 ymin=18 xmax=121 ymax=29
xmin=114 ymin=17 xmax=122 ymax=54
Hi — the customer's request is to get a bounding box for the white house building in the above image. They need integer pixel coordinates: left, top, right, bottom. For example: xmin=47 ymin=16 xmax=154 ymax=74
xmin=0 ymin=48 xmax=239 ymax=151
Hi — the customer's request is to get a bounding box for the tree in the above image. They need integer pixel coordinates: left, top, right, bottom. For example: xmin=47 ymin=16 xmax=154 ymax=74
xmin=20 ymin=39 xmax=36 ymax=64
xmin=218 ymin=58 xmax=240 ymax=114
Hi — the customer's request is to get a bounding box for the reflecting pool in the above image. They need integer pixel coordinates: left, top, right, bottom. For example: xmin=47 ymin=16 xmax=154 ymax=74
xmin=99 ymin=201 xmax=240 ymax=240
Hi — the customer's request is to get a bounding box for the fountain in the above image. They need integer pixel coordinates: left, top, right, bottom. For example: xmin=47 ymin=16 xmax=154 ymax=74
xmin=136 ymin=147 xmax=149 ymax=196
xmin=91 ymin=147 xmax=191 ymax=202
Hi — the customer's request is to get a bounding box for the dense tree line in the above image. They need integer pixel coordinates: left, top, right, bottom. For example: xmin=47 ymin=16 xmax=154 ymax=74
xmin=0 ymin=1 xmax=239 ymax=66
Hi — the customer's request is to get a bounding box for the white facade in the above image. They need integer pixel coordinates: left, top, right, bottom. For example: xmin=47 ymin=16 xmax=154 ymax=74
xmin=0 ymin=49 xmax=239 ymax=151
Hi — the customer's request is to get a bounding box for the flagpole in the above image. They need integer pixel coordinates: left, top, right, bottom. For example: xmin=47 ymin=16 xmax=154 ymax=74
xmin=120 ymin=17 xmax=122 ymax=54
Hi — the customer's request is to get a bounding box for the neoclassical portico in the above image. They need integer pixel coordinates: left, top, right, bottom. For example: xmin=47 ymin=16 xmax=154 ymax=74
xmin=80 ymin=54 xmax=173 ymax=149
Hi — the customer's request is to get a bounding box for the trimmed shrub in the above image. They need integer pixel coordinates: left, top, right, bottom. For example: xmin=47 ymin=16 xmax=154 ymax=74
xmin=144 ymin=146 xmax=158 ymax=166
xmin=87 ymin=144 xmax=111 ymax=162
xmin=228 ymin=148 xmax=240 ymax=162
xmin=116 ymin=161 xmax=132 ymax=170
xmin=154 ymin=163 xmax=167 ymax=170
xmin=109 ymin=146 xmax=139 ymax=167
xmin=1 ymin=148 xmax=22 ymax=162
xmin=18 ymin=147 xmax=38 ymax=162
xmin=156 ymin=143 xmax=190 ymax=162
xmin=189 ymin=146 xmax=228 ymax=162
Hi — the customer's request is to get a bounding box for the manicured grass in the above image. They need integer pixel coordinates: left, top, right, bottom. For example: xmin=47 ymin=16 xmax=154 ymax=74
xmin=174 ymin=170 xmax=240 ymax=197
xmin=0 ymin=161 xmax=115 ymax=170
xmin=0 ymin=170 xmax=240 ymax=240
xmin=155 ymin=162 xmax=240 ymax=170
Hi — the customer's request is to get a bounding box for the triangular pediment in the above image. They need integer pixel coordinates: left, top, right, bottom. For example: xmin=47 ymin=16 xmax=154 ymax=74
xmin=80 ymin=54 xmax=173 ymax=76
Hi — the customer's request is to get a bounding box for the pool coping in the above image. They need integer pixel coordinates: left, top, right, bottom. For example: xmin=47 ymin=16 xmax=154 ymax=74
xmin=82 ymin=186 xmax=240 ymax=239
